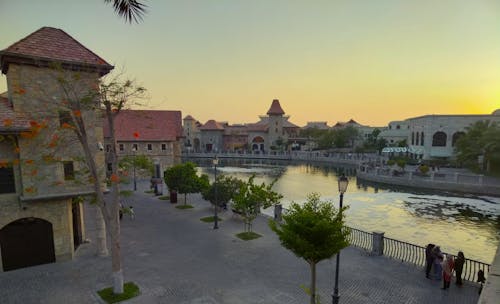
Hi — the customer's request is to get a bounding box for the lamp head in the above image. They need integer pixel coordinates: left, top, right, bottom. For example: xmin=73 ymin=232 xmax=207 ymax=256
xmin=212 ymin=156 xmax=219 ymax=166
xmin=338 ymin=174 xmax=349 ymax=194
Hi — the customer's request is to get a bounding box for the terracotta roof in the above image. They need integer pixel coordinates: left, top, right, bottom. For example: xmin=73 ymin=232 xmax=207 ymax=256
xmin=0 ymin=94 xmax=30 ymax=132
xmin=199 ymin=120 xmax=225 ymax=130
xmin=104 ymin=110 xmax=182 ymax=141
xmin=1 ymin=27 xmax=113 ymax=75
xmin=266 ymin=99 xmax=285 ymax=115
xmin=246 ymin=123 xmax=268 ymax=132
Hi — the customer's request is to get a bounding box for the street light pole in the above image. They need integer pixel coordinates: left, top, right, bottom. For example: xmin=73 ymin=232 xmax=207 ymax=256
xmin=213 ymin=156 xmax=219 ymax=229
xmin=133 ymin=146 xmax=137 ymax=191
xmin=332 ymin=174 xmax=348 ymax=304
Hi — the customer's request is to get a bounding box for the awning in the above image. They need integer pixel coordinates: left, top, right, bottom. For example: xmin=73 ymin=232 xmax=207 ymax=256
xmin=381 ymin=146 xmax=424 ymax=155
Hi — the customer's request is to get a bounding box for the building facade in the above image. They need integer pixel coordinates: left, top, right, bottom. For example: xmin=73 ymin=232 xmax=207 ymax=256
xmin=104 ymin=110 xmax=183 ymax=177
xmin=0 ymin=27 xmax=112 ymax=271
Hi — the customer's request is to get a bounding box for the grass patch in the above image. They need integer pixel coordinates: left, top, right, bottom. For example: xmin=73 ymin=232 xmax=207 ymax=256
xmin=200 ymin=216 xmax=222 ymax=223
xmin=97 ymin=282 xmax=140 ymax=303
xmin=158 ymin=196 xmax=170 ymax=200
xmin=120 ymin=190 xmax=133 ymax=197
xmin=144 ymin=190 xmax=154 ymax=194
xmin=236 ymin=232 xmax=262 ymax=241
xmin=176 ymin=204 xmax=194 ymax=209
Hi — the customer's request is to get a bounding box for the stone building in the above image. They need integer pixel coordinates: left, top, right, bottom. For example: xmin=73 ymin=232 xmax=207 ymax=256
xmin=104 ymin=110 xmax=183 ymax=176
xmin=0 ymin=27 xmax=112 ymax=271
xmin=182 ymin=115 xmax=201 ymax=152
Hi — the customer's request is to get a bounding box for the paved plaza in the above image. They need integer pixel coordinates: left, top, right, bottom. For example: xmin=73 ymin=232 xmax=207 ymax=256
xmin=0 ymin=181 xmax=481 ymax=303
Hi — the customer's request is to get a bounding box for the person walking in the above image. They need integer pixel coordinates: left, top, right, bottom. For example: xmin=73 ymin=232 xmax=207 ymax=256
xmin=432 ymin=246 xmax=443 ymax=280
xmin=454 ymin=251 xmax=465 ymax=286
xmin=442 ymin=254 xmax=455 ymax=290
xmin=425 ymin=243 xmax=435 ymax=279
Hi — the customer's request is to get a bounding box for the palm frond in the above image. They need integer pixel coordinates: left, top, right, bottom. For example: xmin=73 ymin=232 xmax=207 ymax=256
xmin=104 ymin=0 xmax=147 ymax=23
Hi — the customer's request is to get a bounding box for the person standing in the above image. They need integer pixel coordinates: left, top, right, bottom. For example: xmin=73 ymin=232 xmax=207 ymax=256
xmin=454 ymin=251 xmax=465 ymax=286
xmin=442 ymin=254 xmax=455 ymax=289
xmin=425 ymin=244 xmax=435 ymax=279
xmin=432 ymin=246 xmax=443 ymax=280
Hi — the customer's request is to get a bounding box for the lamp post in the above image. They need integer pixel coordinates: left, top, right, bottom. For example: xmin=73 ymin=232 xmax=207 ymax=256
xmin=132 ymin=145 xmax=137 ymax=191
xmin=332 ymin=174 xmax=349 ymax=304
xmin=212 ymin=156 xmax=219 ymax=229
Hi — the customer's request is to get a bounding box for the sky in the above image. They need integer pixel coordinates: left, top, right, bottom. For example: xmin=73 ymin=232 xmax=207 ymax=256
xmin=1 ymin=0 xmax=499 ymax=127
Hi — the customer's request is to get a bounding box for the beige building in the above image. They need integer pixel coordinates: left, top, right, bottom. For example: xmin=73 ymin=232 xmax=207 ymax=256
xmin=0 ymin=27 xmax=112 ymax=271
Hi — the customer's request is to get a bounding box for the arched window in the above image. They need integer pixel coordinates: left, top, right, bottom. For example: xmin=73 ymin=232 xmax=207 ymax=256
xmin=416 ymin=132 xmax=419 ymax=146
xmin=452 ymin=132 xmax=465 ymax=146
xmin=432 ymin=132 xmax=447 ymax=147
xmin=420 ymin=132 xmax=424 ymax=146
xmin=396 ymin=125 xmax=401 ymax=129
xmin=411 ymin=132 xmax=415 ymax=145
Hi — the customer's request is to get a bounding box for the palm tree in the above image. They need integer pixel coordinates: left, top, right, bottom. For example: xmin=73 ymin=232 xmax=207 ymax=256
xmin=104 ymin=0 xmax=147 ymax=23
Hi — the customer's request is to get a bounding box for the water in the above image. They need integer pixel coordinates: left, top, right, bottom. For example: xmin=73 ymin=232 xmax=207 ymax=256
xmin=195 ymin=159 xmax=500 ymax=264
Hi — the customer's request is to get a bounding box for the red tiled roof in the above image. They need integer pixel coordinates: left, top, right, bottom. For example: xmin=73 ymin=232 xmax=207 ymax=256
xmin=0 ymin=94 xmax=30 ymax=132
xmin=199 ymin=120 xmax=225 ymax=130
xmin=266 ymin=99 xmax=285 ymax=115
xmin=0 ymin=27 xmax=113 ymax=75
xmin=104 ymin=110 xmax=182 ymax=141
xmin=246 ymin=123 xmax=268 ymax=132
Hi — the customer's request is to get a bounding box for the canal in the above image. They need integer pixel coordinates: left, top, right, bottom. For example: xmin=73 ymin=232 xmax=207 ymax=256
xmin=193 ymin=158 xmax=500 ymax=264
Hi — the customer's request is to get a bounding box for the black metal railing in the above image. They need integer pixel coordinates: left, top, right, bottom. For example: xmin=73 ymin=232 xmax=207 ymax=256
xmin=279 ymin=208 xmax=492 ymax=282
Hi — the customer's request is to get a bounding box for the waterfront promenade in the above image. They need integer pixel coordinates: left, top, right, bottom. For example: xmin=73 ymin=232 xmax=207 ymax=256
xmin=0 ymin=181 xmax=481 ymax=304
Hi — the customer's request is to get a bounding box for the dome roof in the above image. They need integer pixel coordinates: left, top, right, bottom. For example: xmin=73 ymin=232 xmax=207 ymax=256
xmin=492 ymin=109 xmax=500 ymax=115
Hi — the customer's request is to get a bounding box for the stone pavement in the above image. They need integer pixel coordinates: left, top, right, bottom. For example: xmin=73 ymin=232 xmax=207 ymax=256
xmin=0 ymin=180 xmax=481 ymax=303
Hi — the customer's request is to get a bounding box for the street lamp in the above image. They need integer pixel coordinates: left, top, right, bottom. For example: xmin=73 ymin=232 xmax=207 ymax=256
xmin=132 ymin=145 xmax=137 ymax=191
xmin=332 ymin=174 xmax=349 ymax=304
xmin=212 ymin=156 xmax=219 ymax=229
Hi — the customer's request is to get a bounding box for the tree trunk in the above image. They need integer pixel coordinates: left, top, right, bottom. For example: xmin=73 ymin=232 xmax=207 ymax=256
xmin=110 ymin=206 xmax=124 ymax=294
xmin=310 ymin=262 xmax=316 ymax=304
xmin=95 ymin=206 xmax=108 ymax=256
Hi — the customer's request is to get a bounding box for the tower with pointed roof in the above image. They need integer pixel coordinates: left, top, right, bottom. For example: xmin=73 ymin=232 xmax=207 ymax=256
xmin=0 ymin=27 xmax=113 ymax=271
xmin=267 ymin=99 xmax=286 ymax=151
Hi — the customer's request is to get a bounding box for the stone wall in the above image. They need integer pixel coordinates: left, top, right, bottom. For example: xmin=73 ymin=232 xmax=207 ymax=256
xmin=0 ymin=196 xmax=75 ymax=271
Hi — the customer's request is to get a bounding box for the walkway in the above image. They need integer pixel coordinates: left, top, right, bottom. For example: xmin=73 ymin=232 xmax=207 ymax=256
xmin=0 ymin=181 xmax=481 ymax=304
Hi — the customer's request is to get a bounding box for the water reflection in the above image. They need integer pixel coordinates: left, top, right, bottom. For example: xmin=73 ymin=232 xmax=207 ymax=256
xmin=192 ymin=159 xmax=500 ymax=263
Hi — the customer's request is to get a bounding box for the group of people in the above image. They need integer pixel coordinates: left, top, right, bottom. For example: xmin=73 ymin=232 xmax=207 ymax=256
xmin=425 ymin=244 xmax=465 ymax=290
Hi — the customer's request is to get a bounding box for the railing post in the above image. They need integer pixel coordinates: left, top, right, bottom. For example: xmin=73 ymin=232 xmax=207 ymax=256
xmin=454 ymin=172 xmax=459 ymax=183
xmin=430 ymin=172 xmax=434 ymax=181
xmin=372 ymin=231 xmax=385 ymax=256
xmin=479 ymin=175 xmax=483 ymax=185
xmin=408 ymin=172 xmax=412 ymax=180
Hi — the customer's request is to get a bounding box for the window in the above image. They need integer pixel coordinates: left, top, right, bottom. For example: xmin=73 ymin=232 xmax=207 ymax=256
xmin=396 ymin=125 xmax=400 ymax=129
xmin=161 ymin=143 xmax=167 ymax=151
xmin=420 ymin=132 xmax=424 ymax=146
xmin=147 ymin=143 xmax=152 ymax=151
xmin=452 ymin=132 xmax=465 ymax=147
xmin=63 ymin=161 xmax=75 ymax=180
xmin=107 ymin=163 xmax=112 ymax=172
xmin=119 ymin=144 xmax=124 ymax=151
xmin=432 ymin=132 xmax=447 ymax=147
xmin=106 ymin=145 xmax=111 ymax=152
xmin=0 ymin=167 xmax=16 ymax=194
xmin=416 ymin=132 xmax=419 ymax=146
xmin=59 ymin=110 xmax=72 ymax=127
xmin=411 ymin=132 xmax=414 ymax=145
xmin=132 ymin=144 xmax=138 ymax=151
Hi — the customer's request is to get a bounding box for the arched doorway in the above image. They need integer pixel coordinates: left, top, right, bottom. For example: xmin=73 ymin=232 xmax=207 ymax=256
xmin=252 ymin=136 xmax=265 ymax=152
xmin=0 ymin=218 xmax=55 ymax=271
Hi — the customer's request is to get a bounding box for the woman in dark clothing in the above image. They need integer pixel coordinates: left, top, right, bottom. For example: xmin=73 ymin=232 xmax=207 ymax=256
xmin=455 ymin=251 xmax=465 ymax=286
xmin=425 ymin=244 xmax=435 ymax=278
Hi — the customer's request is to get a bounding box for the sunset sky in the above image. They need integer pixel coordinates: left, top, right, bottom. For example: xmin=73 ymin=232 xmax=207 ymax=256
xmin=1 ymin=1 xmax=499 ymax=126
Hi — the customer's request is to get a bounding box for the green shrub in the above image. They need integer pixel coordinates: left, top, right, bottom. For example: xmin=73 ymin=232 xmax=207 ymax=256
xmin=97 ymin=282 xmax=140 ymax=304
xmin=419 ymin=165 xmax=430 ymax=175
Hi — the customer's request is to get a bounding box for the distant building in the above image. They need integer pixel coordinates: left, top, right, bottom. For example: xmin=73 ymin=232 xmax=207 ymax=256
xmin=0 ymin=27 xmax=112 ymax=271
xmin=303 ymin=122 xmax=330 ymax=130
xmin=184 ymin=99 xmax=300 ymax=153
xmin=406 ymin=110 xmax=500 ymax=160
xmin=379 ymin=121 xmax=409 ymax=146
xmin=104 ymin=110 xmax=183 ymax=176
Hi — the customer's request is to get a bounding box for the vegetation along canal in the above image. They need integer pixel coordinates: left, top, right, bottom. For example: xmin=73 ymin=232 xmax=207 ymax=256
xmin=194 ymin=158 xmax=500 ymax=264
